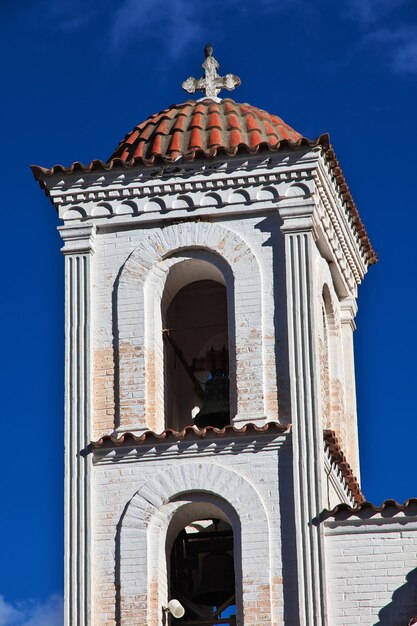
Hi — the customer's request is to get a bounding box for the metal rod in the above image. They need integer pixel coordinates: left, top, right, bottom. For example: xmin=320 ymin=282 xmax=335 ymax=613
xmin=163 ymin=330 xmax=205 ymax=400
xmin=163 ymin=323 xmax=226 ymax=332
xmin=213 ymin=595 xmax=236 ymax=618
xmin=179 ymin=620 xmax=235 ymax=625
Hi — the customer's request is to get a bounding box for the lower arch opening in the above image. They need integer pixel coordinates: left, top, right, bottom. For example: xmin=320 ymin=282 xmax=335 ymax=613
xmin=169 ymin=517 xmax=237 ymax=625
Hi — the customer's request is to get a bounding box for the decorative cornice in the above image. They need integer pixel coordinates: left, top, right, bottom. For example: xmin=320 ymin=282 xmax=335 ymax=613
xmin=46 ymin=150 xmax=370 ymax=297
xmin=43 ymin=157 xmax=319 ymax=223
xmin=314 ymin=164 xmax=368 ymax=290
xmin=316 ymin=157 xmax=372 ymax=267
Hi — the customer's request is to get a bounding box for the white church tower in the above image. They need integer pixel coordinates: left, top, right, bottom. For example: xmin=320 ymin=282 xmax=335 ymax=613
xmin=33 ymin=48 xmax=417 ymax=626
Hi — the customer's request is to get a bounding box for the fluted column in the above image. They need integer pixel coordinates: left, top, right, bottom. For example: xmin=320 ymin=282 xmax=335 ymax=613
xmin=279 ymin=206 xmax=328 ymax=626
xmin=59 ymin=224 xmax=95 ymax=626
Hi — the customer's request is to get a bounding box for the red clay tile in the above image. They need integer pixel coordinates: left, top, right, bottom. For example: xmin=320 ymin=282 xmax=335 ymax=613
xmin=208 ymin=102 xmax=220 ymax=114
xmin=227 ymin=113 xmax=240 ymax=129
xmin=209 ymin=128 xmax=222 ymax=147
xmin=189 ymin=127 xmax=203 ymax=149
xmin=208 ymin=112 xmax=222 ymax=128
xmin=264 ymin=121 xmax=277 ymax=137
xmin=223 ymin=100 xmax=238 ymax=113
xmin=324 ymin=498 xmax=417 ymax=518
xmin=168 ymin=130 xmax=182 ymax=154
xmin=125 ymin=129 xmax=140 ymax=145
xmin=189 ymin=112 xmax=204 ymax=128
xmin=91 ymin=422 xmax=290 ymax=448
xmin=245 ymin=114 xmax=261 ymax=133
xmin=150 ymin=134 xmax=163 ymax=155
xmin=155 ymin=118 xmax=170 ymax=134
xmin=132 ymin=140 xmax=145 ymax=159
xmin=194 ymin=102 xmax=206 ymax=115
xmin=249 ymin=130 xmax=263 ymax=148
xmin=172 ymin=115 xmax=187 ymax=131
xmin=230 ymin=128 xmax=243 ymax=148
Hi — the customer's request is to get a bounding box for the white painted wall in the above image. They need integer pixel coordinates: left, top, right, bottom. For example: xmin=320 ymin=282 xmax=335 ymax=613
xmin=92 ymin=432 xmax=293 ymax=626
xmin=43 ymin=145 xmax=374 ymax=626
xmin=326 ymin=516 xmax=417 ymax=625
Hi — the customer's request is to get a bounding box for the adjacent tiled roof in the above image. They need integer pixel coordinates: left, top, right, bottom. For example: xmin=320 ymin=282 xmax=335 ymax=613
xmin=324 ymin=498 xmax=417 ymax=518
xmin=30 ymin=97 xmax=377 ymax=264
xmin=91 ymin=421 xmax=290 ymax=448
xmin=323 ymin=148 xmax=377 ymax=264
xmin=324 ymin=429 xmax=364 ymax=504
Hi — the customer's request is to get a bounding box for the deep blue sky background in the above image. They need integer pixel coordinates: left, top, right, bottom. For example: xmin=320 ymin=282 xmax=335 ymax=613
xmin=0 ymin=0 xmax=416 ymax=623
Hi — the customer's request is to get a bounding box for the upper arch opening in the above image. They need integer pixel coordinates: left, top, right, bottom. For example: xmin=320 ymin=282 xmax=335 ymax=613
xmin=162 ymin=258 xmax=231 ymax=431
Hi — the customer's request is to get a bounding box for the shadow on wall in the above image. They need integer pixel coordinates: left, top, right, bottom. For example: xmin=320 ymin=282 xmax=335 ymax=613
xmin=376 ymin=567 xmax=417 ymax=626
xmin=278 ymin=435 xmax=300 ymax=626
xmin=255 ymin=214 xmax=291 ymax=423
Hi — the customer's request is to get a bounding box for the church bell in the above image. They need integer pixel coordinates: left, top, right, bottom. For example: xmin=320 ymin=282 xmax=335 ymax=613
xmin=194 ymin=371 xmax=230 ymax=429
xmin=192 ymin=551 xmax=235 ymax=606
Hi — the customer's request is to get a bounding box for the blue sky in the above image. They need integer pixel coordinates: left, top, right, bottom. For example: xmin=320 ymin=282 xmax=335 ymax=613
xmin=0 ymin=0 xmax=416 ymax=623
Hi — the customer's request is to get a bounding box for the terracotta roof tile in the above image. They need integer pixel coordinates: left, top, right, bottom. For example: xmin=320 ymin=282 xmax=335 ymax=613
xmin=151 ymin=134 xmax=162 ymax=155
xmin=209 ymin=128 xmax=222 ymax=147
xmin=227 ymin=113 xmax=240 ymax=129
xmin=323 ymin=498 xmax=417 ymax=519
xmin=91 ymin=421 xmax=290 ymax=448
xmin=324 ymin=430 xmax=364 ymax=504
xmin=109 ymin=99 xmax=308 ymax=162
xmin=168 ymin=131 xmax=182 ymax=155
xmin=230 ymin=129 xmax=243 ymax=148
xmin=245 ymin=113 xmax=261 ymax=132
xmin=190 ymin=112 xmax=204 ymax=128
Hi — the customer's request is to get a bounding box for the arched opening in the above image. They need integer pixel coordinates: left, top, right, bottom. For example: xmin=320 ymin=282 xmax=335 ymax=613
xmin=162 ymin=259 xmax=230 ymax=431
xmin=169 ymin=518 xmax=237 ymax=625
xmin=321 ymin=284 xmax=343 ymax=433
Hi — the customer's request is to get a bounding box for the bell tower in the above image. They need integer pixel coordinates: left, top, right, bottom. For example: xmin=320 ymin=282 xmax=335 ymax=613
xmin=33 ymin=47 xmax=375 ymax=626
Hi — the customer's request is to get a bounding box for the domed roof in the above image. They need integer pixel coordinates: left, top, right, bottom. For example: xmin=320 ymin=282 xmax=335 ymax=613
xmin=109 ymin=98 xmax=323 ymax=165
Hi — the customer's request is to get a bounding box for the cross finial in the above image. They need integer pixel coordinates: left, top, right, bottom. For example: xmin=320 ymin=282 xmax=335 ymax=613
xmin=182 ymin=44 xmax=241 ymax=100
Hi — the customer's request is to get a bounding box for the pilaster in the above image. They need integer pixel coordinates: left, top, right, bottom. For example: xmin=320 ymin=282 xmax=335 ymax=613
xmin=279 ymin=204 xmax=328 ymax=626
xmin=340 ymin=297 xmax=360 ymax=478
xmin=59 ymin=224 xmax=95 ymax=626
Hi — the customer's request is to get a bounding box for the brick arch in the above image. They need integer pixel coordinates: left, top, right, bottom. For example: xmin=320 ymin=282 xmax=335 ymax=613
xmin=119 ymin=462 xmax=273 ymax=626
xmin=116 ymin=222 xmax=265 ymax=432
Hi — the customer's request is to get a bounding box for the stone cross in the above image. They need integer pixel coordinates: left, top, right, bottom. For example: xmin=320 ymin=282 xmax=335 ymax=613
xmin=182 ymin=44 xmax=241 ymax=99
